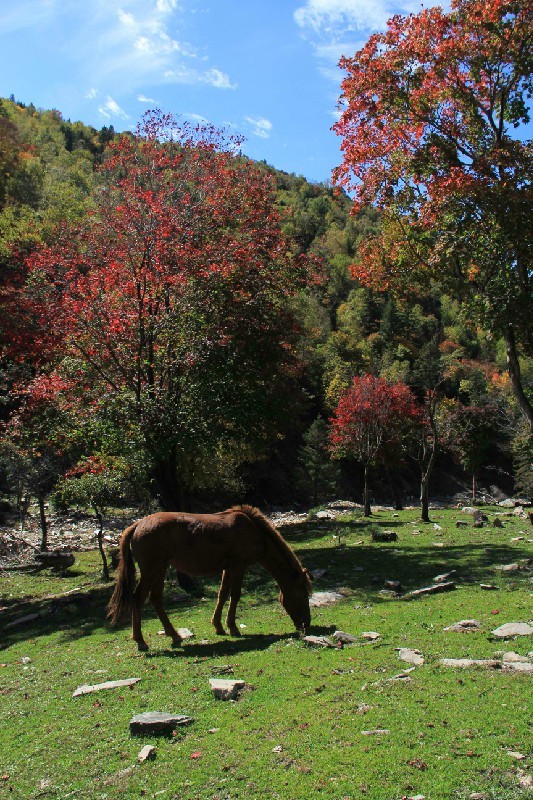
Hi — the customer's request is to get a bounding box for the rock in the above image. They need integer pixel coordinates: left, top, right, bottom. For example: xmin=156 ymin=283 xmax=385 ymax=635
xmin=507 ymin=751 xmax=526 ymax=760
xmin=309 ymin=591 xmax=343 ymax=607
xmin=444 ymin=619 xmax=482 ymax=633
xmin=494 ymin=563 xmax=520 ymax=572
xmin=404 ymin=582 xmax=456 ymax=599
xmin=137 ymin=745 xmax=156 ymax=762
xmin=177 ymin=627 xmax=194 ymax=639
xmin=507 ymin=662 xmax=533 ymax=672
xmin=315 ymin=510 xmax=337 ymax=520
xmin=398 ymin=648 xmax=424 ymax=665
xmin=388 ymin=667 xmax=416 ymax=681
xmin=440 ymin=658 xmax=501 ymax=669
xmin=5 ymin=613 xmax=41 ymax=629
xmin=360 ymin=631 xmax=381 ymax=641
xmin=433 ymin=523 xmax=442 ymax=531
xmin=432 ymin=542 xmax=444 ymax=547
xmin=510 ymin=537 xmax=525 ymax=542
xmin=73 ymin=678 xmax=141 ymax=697
xmin=498 ymin=498 xmax=516 ymax=508
xmin=480 ymin=584 xmax=499 ymax=590
xmin=303 ymin=635 xmax=335 ymax=647
xmin=470 ymin=794 xmax=489 ymax=799
xmin=434 ymin=570 xmax=458 ymax=583
xmin=209 ymin=678 xmax=246 ymax=699
xmin=309 ymin=568 xmax=327 ymax=580
xmin=384 ymin=580 xmax=401 ymax=592
xmin=456 ymin=520 xmax=468 ymax=528
xmin=502 ymin=651 xmax=530 ymax=663
xmin=492 ymin=622 xmax=533 ymax=638
xmin=492 ymin=517 xmax=504 ymax=528
xmin=34 ymin=551 xmax=75 ymax=569
xmin=333 ymin=630 xmax=358 ymax=644
xmin=361 ymin=729 xmax=390 ymax=735
xmin=371 ymin=529 xmax=397 ymax=542
xmin=129 ymin=712 xmax=194 ymax=736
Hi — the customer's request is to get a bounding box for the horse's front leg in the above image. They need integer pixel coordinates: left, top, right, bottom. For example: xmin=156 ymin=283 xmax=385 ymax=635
xmin=150 ymin=570 xmax=182 ymax=648
xmin=212 ymin=570 xmax=231 ymax=635
xmin=226 ymin=569 xmax=245 ymax=637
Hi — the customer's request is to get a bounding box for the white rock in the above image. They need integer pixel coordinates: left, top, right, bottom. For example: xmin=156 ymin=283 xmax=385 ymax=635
xmin=492 ymin=622 xmax=533 ymax=638
xmin=398 ymin=648 xmax=424 ymax=665
xmin=209 ymin=679 xmax=245 ymax=700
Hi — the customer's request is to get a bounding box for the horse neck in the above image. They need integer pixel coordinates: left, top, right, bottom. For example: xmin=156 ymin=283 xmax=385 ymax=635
xmin=259 ymin=538 xmax=297 ymax=591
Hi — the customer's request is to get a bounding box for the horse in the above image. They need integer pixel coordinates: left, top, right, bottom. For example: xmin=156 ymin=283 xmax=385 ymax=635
xmin=107 ymin=504 xmax=312 ymax=651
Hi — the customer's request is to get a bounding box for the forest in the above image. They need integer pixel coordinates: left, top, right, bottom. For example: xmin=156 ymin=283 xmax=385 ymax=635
xmin=0 ymin=33 xmax=531 ymax=543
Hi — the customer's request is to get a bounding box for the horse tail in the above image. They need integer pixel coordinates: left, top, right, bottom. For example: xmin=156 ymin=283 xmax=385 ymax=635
xmin=107 ymin=523 xmax=137 ymax=626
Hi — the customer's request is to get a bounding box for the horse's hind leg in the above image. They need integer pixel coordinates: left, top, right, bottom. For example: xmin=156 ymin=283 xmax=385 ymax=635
xmin=226 ymin=569 xmax=245 ymax=637
xmin=212 ymin=570 xmax=231 ymax=635
xmin=132 ymin=574 xmax=151 ymax=652
xmin=149 ymin=571 xmax=182 ymax=648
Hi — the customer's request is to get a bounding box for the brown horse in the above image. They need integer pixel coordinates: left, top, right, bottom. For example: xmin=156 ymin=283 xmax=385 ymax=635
xmin=107 ymin=505 xmax=312 ymax=651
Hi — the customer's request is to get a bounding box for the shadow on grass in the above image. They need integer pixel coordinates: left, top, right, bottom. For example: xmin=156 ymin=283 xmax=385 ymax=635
xmin=1 ymin=528 xmax=531 ymax=652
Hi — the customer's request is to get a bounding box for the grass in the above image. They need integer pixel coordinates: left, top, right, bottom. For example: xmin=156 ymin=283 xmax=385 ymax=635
xmin=1 ymin=506 xmax=532 ymax=800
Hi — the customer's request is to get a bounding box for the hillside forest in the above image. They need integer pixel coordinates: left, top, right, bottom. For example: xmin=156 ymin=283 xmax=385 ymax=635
xmin=0 ymin=66 xmax=531 ymax=541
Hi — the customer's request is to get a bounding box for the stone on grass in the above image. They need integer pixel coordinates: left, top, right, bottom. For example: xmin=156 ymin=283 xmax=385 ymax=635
xmin=403 ymin=582 xmax=456 ymax=599
xmin=209 ymin=678 xmax=246 ymax=700
xmin=303 ymin=635 xmax=335 ymax=647
xmin=361 ymin=729 xmax=390 ymax=735
xmin=480 ymin=584 xmax=499 ymax=590
xmin=73 ymin=678 xmax=141 ymax=697
xmin=492 ymin=622 xmax=533 ymax=638
xmin=333 ymin=630 xmax=358 ymax=644
xmin=444 ymin=619 xmax=482 ymax=633
xmin=502 ymin=651 xmax=530 ymax=663
xmin=492 ymin=517 xmax=504 ymax=528
xmin=494 ymin=563 xmax=520 ymax=572
xmin=498 ymin=498 xmax=516 ymax=508
xmin=440 ymin=658 xmax=500 ymax=669
xmin=456 ymin=520 xmax=468 ymax=528
xmin=371 ymin=529 xmax=397 ymax=542
xmin=360 ymin=631 xmax=381 ymax=641
xmin=309 ymin=591 xmax=343 ymax=607
xmin=434 ymin=570 xmax=458 ymax=583
xmin=398 ymin=648 xmax=424 ymax=665
xmin=129 ymin=712 xmax=194 ymax=736
xmin=137 ymin=745 xmax=156 ymax=762
xmin=5 ymin=613 xmax=41 ymax=629
xmin=384 ymin=580 xmax=401 ymax=592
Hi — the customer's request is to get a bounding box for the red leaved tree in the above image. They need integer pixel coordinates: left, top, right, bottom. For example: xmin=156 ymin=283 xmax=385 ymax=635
xmin=330 ymin=375 xmax=421 ymax=515
xmin=17 ymin=111 xmax=314 ymax=509
xmin=334 ymin=0 xmax=533 ymax=427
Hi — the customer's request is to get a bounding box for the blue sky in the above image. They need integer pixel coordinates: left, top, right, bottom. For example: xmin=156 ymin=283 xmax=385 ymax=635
xmin=1 ymin=0 xmax=425 ymax=183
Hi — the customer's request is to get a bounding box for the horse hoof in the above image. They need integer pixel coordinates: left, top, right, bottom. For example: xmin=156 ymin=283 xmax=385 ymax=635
xmin=215 ymin=629 xmax=227 ymax=636
xmin=137 ymin=641 xmax=149 ymax=652
xmin=171 ymin=638 xmax=182 ymax=648
xmin=229 ymin=628 xmax=241 ymax=637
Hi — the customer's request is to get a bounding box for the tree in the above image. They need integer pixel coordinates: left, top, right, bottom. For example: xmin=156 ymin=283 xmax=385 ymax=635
xmin=329 ymin=375 xmax=420 ymax=515
xmin=296 ymin=415 xmax=340 ymax=506
xmin=334 ymin=0 xmax=533 ymax=426
xmin=440 ymin=400 xmax=495 ymax=502
xmin=19 ymin=111 xmax=314 ymax=509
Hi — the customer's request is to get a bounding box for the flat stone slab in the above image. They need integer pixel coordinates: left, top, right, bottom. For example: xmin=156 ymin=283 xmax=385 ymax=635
xmin=494 ymin=563 xmax=520 ymax=571
xmin=361 ymin=729 xmax=390 ymax=735
xmin=440 ymin=658 xmax=532 ymax=673
xmin=5 ymin=613 xmax=41 ymax=629
xmin=444 ymin=619 xmax=482 ymax=633
xmin=303 ymin=635 xmax=335 ymax=647
xmin=403 ymin=582 xmax=456 ymax=599
xmin=480 ymin=584 xmax=499 ymax=590
xmin=398 ymin=648 xmax=424 ymax=665
xmin=309 ymin=591 xmax=343 ymax=607
xmin=502 ymin=651 xmax=531 ymax=663
xmin=73 ymin=678 xmax=141 ymax=697
xmin=492 ymin=622 xmax=533 ymax=638
xmin=130 ymin=712 xmax=194 ymax=736
xmin=434 ymin=570 xmax=458 ymax=583
xmin=333 ymin=630 xmax=358 ymax=644
xmin=209 ymin=678 xmax=245 ymax=700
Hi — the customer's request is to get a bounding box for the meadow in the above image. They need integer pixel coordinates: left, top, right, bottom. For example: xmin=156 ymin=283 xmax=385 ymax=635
xmin=1 ymin=506 xmax=532 ymax=800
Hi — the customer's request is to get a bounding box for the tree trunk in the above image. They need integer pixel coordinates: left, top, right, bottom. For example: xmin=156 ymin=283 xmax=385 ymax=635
xmin=94 ymin=507 xmax=110 ymax=581
xmin=386 ymin=468 xmax=403 ymax=510
xmin=152 ymin=456 xmax=187 ymax=511
xmin=420 ymin=477 xmax=430 ymax=523
xmin=363 ymin=464 xmax=371 ymax=516
xmin=38 ymin=494 xmax=48 ymax=551
xmin=505 ymin=324 xmax=533 ymax=428
xmin=472 ymin=472 xmax=477 ymax=504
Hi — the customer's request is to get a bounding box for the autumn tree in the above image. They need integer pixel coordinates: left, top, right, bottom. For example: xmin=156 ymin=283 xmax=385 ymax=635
xmin=329 ymin=375 xmax=420 ymax=515
xmin=334 ymin=0 xmax=533 ymax=426
xmin=20 ymin=111 xmax=313 ymax=509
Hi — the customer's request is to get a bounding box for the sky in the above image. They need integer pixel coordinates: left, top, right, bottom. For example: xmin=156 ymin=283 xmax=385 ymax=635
xmin=1 ymin=0 xmax=428 ymax=184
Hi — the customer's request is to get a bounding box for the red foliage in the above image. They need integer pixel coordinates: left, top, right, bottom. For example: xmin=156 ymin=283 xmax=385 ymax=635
xmin=330 ymin=375 xmax=421 ymax=467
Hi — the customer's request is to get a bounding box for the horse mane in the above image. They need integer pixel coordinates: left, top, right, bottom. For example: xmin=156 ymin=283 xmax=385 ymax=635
xmin=232 ymin=505 xmax=312 ymax=595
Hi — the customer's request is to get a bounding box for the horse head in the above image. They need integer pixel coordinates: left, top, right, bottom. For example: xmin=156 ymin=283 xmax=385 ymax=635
xmin=279 ymin=568 xmax=312 ymax=633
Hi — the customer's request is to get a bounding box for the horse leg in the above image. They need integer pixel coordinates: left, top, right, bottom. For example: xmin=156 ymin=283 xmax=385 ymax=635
xmin=211 ymin=570 xmax=231 ymax=635
xmin=149 ymin=571 xmax=182 ymax=648
xmin=132 ymin=573 xmax=151 ymax=652
xmin=226 ymin=569 xmax=245 ymax=637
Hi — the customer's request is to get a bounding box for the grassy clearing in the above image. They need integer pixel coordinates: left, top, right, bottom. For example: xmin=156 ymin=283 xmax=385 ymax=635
xmin=1 ymin=506 xmax=532 ymax=800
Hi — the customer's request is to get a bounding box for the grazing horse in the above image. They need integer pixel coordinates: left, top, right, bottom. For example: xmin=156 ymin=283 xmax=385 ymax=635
xmin=107 ymin=505 xmax=312 ymax=651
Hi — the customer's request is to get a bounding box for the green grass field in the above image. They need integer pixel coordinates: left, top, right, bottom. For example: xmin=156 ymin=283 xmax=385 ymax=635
xmin=1 ymin=506 xmax=532 ymax=800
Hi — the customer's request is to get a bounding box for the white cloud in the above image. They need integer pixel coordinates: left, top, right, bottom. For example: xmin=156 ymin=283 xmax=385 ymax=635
xmin=98 ymin=95 xmax=130 ymax=119
xmin=203 ymin=69 xmax=236 ymax=90
xmin=137 ymin=94 xmax=157 ymax=103
xmin=245 ymin=116 xmax=273 ymax=139
xmin=85 ymin=88 xmax=98 ymax=99
xmin=294 ymin=0 xmax=390 ymax=35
